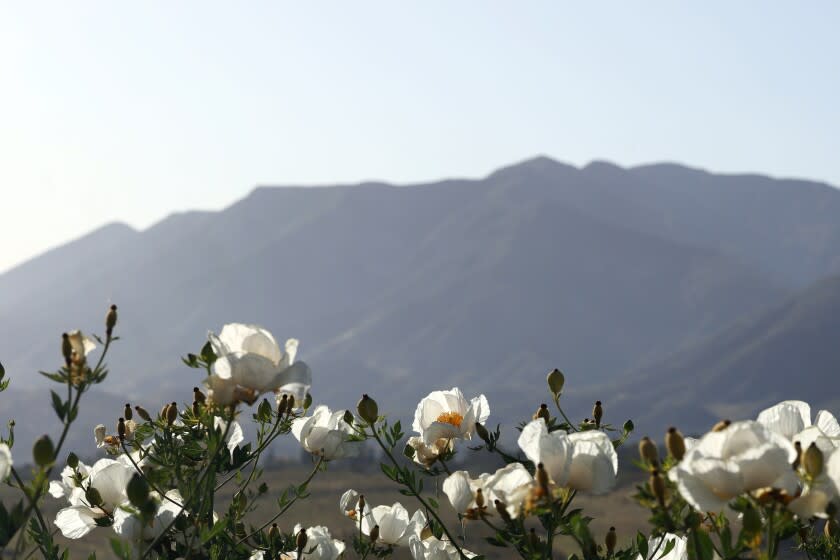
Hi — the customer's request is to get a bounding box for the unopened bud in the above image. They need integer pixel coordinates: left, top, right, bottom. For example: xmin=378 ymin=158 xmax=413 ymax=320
xmin=369 ymin=524 xmax=380 ymax=543
xmin=547 ymin=368 xmax=565 ymax=397
xmin=192 ymin=400 xmax=201 ymax=416
xmin=494 ymin=499 xmax=512 ymax=523
xmin=712 ymin=419 xmax=731 ymax=432
xmin=117 ymin=418 xmax=126 ymax=441
xmin=234 ymin=522 xmax=246 ymax=538
xmin=193 ymin=387 xmax=206 ymax=404
xmin=67 ymin=452 xmax=79 ymax=469
xmin=533 ymin=404 xmax=550 ymax=424
xmin=286 ymin=395 xmax=296 ymax=414
xmin=135 ymin=405 xmax=152 ymax=422
xmin=793 ymin=441 xmax=803 ymax=470
xmin=804 ymin=443 xmax=824 ymax=478
xmin=593 ymin=401 xmax=603 ymax=428
xmin=343 ymin=410 xmax=354 ymax=425
xmin=825 ymin=518 xmax=839 ymax=538
xmin=649 ymin=470 xmax=667 ymax=506
xmin=605 ymin=526 xmax=617 ymax=555
xmin=296 ymin=528 xmax=308 ymax=553
xmin=665 ymin=427 xmax=686 ymax=461
xmin=268 ymin=523 xmax=280 ymax=542
xmin=166 ymin=402 xmax=178 ymax=425
xmin=123 ymin=403 xmax=133 ymax=421
xmin=742 ymin=506 xmax=762 ymax=534
xmin=127 ymin=473 xmax=150 ymax=507
xmin=85 ymin=486 xmax=103 ymax=507
xmin=475 ymin=488 xmax=485 ymax=509
xmin=357 ymin=394 xmax=379 ymax=425
xmin=32 ymin=434 xmax=55 ymax=467
xmin=420 ymin=525 xmax=433 ymax=539
xmin=277 ymin=394 xmax=288 ymax=415
xmin=303 ymin=393 xmax=313 ymax=409
xmin=639 ymin=437 xmax=659 ymax=466
xmin=61 ymin=333 xmax=72 ymax=366
xmin=475 ymin=422 xmax=491 ymax=444
xmin=105 ymin=304 xmax=118 ymax=337
xmin=359 ymin=495 xmax=366 ymax=515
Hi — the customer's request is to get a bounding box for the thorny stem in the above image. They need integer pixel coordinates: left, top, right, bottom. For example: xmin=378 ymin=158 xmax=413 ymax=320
xmin=552 ymin=395 xmax=578 ymax=432
xmin=236 ymin=455 xmax=325 ymax=545
xmin=120 ymin=441 xmax=182 ymax=509
xmin=368 ymin=424 xmax=471 ymax=560
xmin=9 ymin=467 xmax=51 ymax=558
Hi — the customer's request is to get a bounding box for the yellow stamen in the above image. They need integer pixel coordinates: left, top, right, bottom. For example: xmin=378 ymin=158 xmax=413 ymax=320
xmin=436 ymin=412 xmax=464 ymax=427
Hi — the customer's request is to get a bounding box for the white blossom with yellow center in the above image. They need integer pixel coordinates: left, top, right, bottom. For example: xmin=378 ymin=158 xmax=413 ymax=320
xmin=412 ymin=387 xmax=489 ymax=445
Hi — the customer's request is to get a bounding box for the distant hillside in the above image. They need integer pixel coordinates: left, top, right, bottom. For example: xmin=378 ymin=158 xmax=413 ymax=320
xmin=602 ymin=275 xmax=840 ymax=436
xmin=2 ymin=156 xmax=839 ymax=450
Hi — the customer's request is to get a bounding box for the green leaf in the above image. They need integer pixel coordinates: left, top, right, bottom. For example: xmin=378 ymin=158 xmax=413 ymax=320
xmin=658 ymin=539 xmax=676 ymax=559
xmin=636 ymin=532 xmax=648 ymax=559
xmin=50 ymin=390 xmax=66 ymax=421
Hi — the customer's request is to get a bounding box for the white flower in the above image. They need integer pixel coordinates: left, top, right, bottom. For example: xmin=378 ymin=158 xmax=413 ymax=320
xmin=214 ymin=417 xmax=245 ymax=459
xmin=204 ymin=323 xmax=312 ymax=406
xmin=757 ymin=400 xmax=840 ymax=453
xmin=408 ymin=534 xmax=477 ymax=559
xmin=412 ymin=387 xmax=489 ymax=445
xmin=0 ymin=443 xmax=11 ymax=482
xmin=517 ymin=419 xmax=573 ymax=487
xmin=291 ymin=524 xmax=346 ymax=559
xmin=292 ymin=405 xmax=360 ymax=460
xmin=407 ymin=436 xmax=453 ymax=468
xmin=668 ymin=421 xmax=797 ymax=513
xmin=339 ymin=489 xmax=366 ymax=520
xmin=53 ymin=458 xmax=134 ymax=538
xmin=565 ymin=430 xmax=619 ymax=495
xmin=636 ymin=533 xmax=688 ymax=560
xmin=48 ymin=461 xmax=91 ymax=499
xmin=67 ymin=330 xmax=96 ymax=358
xmin=442 ymin=463 xmax=532 ymax=518
xmin=95 ymin=420 xmax=138 ymax=453
xmin=788 ymin=448 xmax=840 ymax=519
xmin=113 ymin=489 xmax=185 ymax=542
xmin=360 ymin=502 xmax=426 ymax=546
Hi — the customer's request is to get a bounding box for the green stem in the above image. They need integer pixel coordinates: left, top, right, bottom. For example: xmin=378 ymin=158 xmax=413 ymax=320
xmin=9 ymin=467 xmax=52 ymax=559
xmin=368 ymin=425 xmax=470 ymax=560
xmin=553 ymin=396 xmax=578 ymax=432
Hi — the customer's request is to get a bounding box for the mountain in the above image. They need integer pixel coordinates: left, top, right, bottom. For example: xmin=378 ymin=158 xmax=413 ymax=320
xmin=1 ymin=156 xmax=838 ymax=452
xmin=602 ymin=275 xmax=840 ymax=436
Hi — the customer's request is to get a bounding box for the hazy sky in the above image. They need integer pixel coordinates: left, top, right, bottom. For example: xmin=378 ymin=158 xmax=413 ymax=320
xmin=1 ymin=2 xmax=838 ymax=272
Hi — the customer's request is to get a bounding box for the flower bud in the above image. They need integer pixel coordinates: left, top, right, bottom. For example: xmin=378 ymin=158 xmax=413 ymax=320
xmin=475 ymin=488 xmax=485 ymax=509
xmin=32 ymin=434 xmax=55 ymax=467
xmin=127 ymin=473 xmax=150 ymax=507
xmin=296 ymin=527 xmax=308 ymax=553
xmin=638 ymin=437 xmax=659 ymax=466
xmin=85 ymin=486 xmax=103 ymax=507
xmin=742 ymin=505 xmax=762 ymax=534
xmin=359 ymin=495 xmax=366 ymax=515
xmin=793 ymin=441 xmax=803 ymax=470
xmin=712 ymin=419 xmax=731 ymax=432
xmin=369 ymin=524 xmax=380 ymax=543
xmin=304 ymin=393 xmax=313 ymax=410
xmin=277 ymin=394 xmax=288 ymax=415
xmin=593 ymin=401 xmax=603 ymax=428
xmin=605 ymin=526 xmax=617 ymax=555
xmin=166 ymin=402 xmax=178 ymax=425
xmin=420 ymin=525 xmax=433 ymax=540
xmin=160 ymin=403 xmax=171 ymax=420
xmin=649 ymin=470 xmax=667 ymax=506
xmin=343 ymin=410 xmax=354 ymax=425
xmin=135 ymin=405 xmax=152 ymax=422
xmin=475 ymin=422 xmax=491 ymax=444
xmin=825 ymin=518 xmax=839 ymax=538
xmin=494 ymin=499 xmax=512 ymax=524
xmin=268 ymin=523 xmax=280 ymax=543
xmin=67 ymin=452 xmax=79 ymax=469
xmin=804 ymin=442 xmax=824 ymax=478
xmin=547 ymin=368 xmax=565 ymax=397
xmin=665 ymin=427 xmax=686 ymax=461
xmin=234 ymin=522 xmax=246 ymax=538
xmin=286 ymin=395 xmax=296 ymax=414
xmin=123 ymin=403 xmax=133 ymax=421
xmin=533 ymin=404 xmax=550 ymax=424
xmin=61 ymin=333 xmax=73 ymax=366
xmin=117 ymin=418 xmax=126 ymax=441
xmin=105 ymin=304 xmax=118 ymax=337
xmin=357 ymin=394 xmax=379 ymax=425
xmin=193 ymin=387 xmax=206 ymax=404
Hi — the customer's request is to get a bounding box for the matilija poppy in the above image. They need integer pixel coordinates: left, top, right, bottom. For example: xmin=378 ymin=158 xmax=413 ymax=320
xmin=412 ymin=387 xmax=489 ymax=445
xmin=203 ymin=323 xmax=312 ymax=406
xmin=48 ymin=460 xmax=91 ymax=500
xmin=112 ymin=489 xmax=185 ymax=543
xmin=53 ymin=458 xmax=135 ymax=538
xmin=408 ymin=534 xmax=477 ymax=560
xmin=757 ymin=400 xmax=840 ymax=453
xmin=360 ymin=502 xmax=427 ymax=546
xmin=292 ymin=405 xmax=360 ymax=460
xmin=442 ymin=463 xmax=533 ymax=519
xmin=0 ymin=443 xmax=11 ymax=482
xmin=635 ymin=533 xmax=689 ymax=560
xmin=406 ymin=436 xmax=454 ymax=468
xmin=668 ymin=420 xmax=798 ymax=514
xmin=250 ymin=524 xmax=346 ymax=560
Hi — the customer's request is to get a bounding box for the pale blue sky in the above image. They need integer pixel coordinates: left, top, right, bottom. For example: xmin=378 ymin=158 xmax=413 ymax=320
xmin=1 ymin=2 xmax=838 ymax=272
